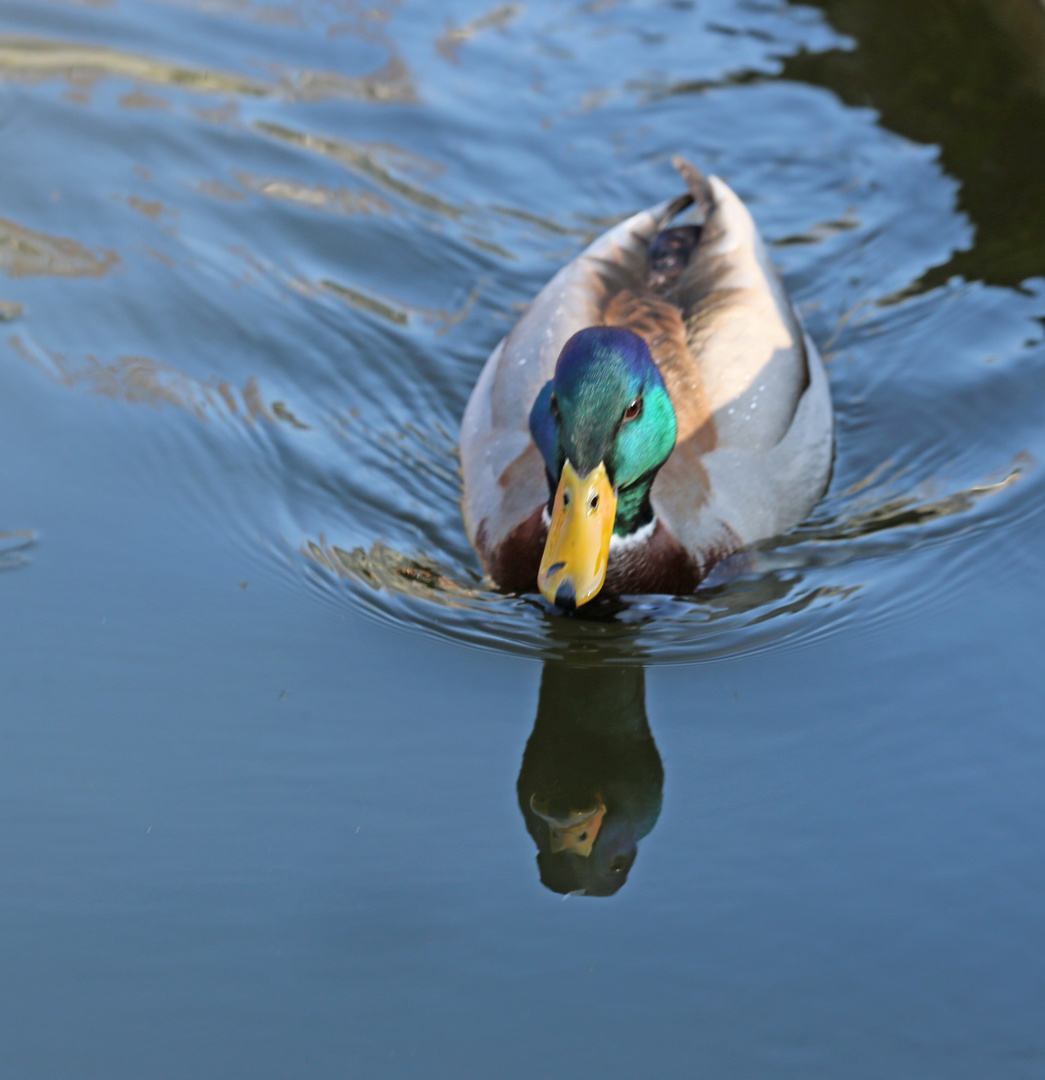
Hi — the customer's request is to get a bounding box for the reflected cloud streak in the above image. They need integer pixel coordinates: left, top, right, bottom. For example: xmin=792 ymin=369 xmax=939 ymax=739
xmin=0 ymin=34 xmax=270 ymax=96
xmin=0 ymin=218 xmax=118 ymax=279
xmin=436 ymin=3 xmax=523 ymax=64
xmin=0 ymin=33 xmax=416 ymax=105
xmin=254 ymin=122 xmax=463 ymax=219
xmin=7 ymin=334 xmax=305 ymax=428
xmin=235 ymin=172 xmax=393 ymax=216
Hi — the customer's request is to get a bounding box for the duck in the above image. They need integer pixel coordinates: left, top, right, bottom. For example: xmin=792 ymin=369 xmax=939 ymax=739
xmin=460 ymin=157 xmax=833 ymax=610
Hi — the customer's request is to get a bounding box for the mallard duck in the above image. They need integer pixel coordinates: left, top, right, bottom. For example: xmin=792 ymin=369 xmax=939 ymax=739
xmin=460 ymin=158 xmax=833 ymax=610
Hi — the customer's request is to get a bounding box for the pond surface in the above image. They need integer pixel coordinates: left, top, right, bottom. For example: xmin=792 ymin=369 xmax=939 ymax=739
xmin=2 ymin=0 xmax=1045 ymax=1076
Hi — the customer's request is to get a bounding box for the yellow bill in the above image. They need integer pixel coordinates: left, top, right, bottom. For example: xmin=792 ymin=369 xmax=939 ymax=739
xmin=538 ymin=460 xmax=617 ymax=609
xmin=529 ymin=795 xmax=607 ymax=857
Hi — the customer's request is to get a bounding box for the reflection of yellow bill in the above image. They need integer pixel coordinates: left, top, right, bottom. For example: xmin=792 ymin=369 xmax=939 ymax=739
xmin=530 ymin=795 xmax=607 ymax=857
xmin=538 ymin=460 xmax=617 ymax=609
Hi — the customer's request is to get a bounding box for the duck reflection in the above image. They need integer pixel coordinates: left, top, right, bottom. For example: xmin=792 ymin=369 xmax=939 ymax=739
xmin=517 ymin=661 xmax=663 ymax=897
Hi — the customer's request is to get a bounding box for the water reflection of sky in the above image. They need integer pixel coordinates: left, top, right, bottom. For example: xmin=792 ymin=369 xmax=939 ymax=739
xmin=2 ymin=0 xmax=1045 ymax=1077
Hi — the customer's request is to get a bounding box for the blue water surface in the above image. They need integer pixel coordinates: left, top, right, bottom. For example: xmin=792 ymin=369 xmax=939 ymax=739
xmin=1 ymin=0 xmax=1044 ymax=1076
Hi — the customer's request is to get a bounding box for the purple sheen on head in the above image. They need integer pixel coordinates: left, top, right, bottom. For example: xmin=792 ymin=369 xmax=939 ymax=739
xmin=529 ymin=324 xmax=676 ymax=483
xmin=553 ymin=327 xmax=661 ymax=393
xmin=528 ymin=379 xmax=559 ymax=476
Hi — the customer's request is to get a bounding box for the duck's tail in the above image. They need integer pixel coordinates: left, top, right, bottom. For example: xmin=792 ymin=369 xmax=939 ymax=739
xmin=671 ymin=156 xmax=715 ymax=220
xmin=645 ymin=159 xmax=718 ymax=293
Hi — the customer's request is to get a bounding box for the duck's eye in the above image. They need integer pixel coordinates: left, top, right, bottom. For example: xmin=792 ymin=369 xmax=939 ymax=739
xmin=623 ymin=397 xmax=643 ymax=421
xmin=549 ymin=393 xmax=560 ymax=419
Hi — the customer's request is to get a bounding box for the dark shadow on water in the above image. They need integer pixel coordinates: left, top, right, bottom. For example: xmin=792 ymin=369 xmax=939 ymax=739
xmin=784 ymin=0 xmax=1045 ymax=287
xmin=517 ymin=658 xmax=663 ymax=897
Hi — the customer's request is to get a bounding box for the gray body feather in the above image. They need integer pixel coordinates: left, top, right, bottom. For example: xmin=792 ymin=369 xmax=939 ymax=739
xmin=460 ymin=164 xmax=833 ymax=586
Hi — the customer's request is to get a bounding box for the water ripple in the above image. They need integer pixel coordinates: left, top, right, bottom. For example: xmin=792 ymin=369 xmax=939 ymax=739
xmin=0 ymin=529 xmax=35 ymax=571
xmin=4 ymin=0 xmax=1045 ymax=667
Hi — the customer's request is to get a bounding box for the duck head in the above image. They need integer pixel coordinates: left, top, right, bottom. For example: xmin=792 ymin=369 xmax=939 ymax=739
xmin=529 ymin=326 xmax=677 ymax=609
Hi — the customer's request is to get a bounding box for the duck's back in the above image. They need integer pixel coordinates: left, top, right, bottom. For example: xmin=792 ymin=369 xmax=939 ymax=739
xmin=460 ymin=159 xmax=833 ymax=589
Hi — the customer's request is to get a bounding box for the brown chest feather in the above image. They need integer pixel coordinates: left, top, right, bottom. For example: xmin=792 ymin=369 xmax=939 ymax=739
xmin=483 ymin=511 xmax=704 ymax=598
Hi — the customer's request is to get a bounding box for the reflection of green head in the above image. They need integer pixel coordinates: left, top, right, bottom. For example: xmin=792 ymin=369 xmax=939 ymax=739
xmin=517 ymin=661 xmax=663 ymax=897
xmin=529 ymin=327 xmax=678 ymax=535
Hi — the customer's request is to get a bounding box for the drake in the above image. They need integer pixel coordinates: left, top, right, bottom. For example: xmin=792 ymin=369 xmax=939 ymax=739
xmin=460 ymin=158 xmax=833 ymax=610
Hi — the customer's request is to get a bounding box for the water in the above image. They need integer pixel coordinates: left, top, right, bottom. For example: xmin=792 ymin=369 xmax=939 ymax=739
xmin=2 ymin=0 xmax=1044 ymax=1075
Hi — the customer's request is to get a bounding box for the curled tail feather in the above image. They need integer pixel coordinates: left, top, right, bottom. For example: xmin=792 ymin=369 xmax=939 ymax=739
xmin=671 ymin=156 xmax=715 ymax=220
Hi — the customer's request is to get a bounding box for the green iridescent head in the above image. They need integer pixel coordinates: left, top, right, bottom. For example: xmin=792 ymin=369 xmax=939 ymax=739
xmin=528 ymin=326 xmax=678 ymax=609
xmin=529 ymin=326 xmax=677 ymax=535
